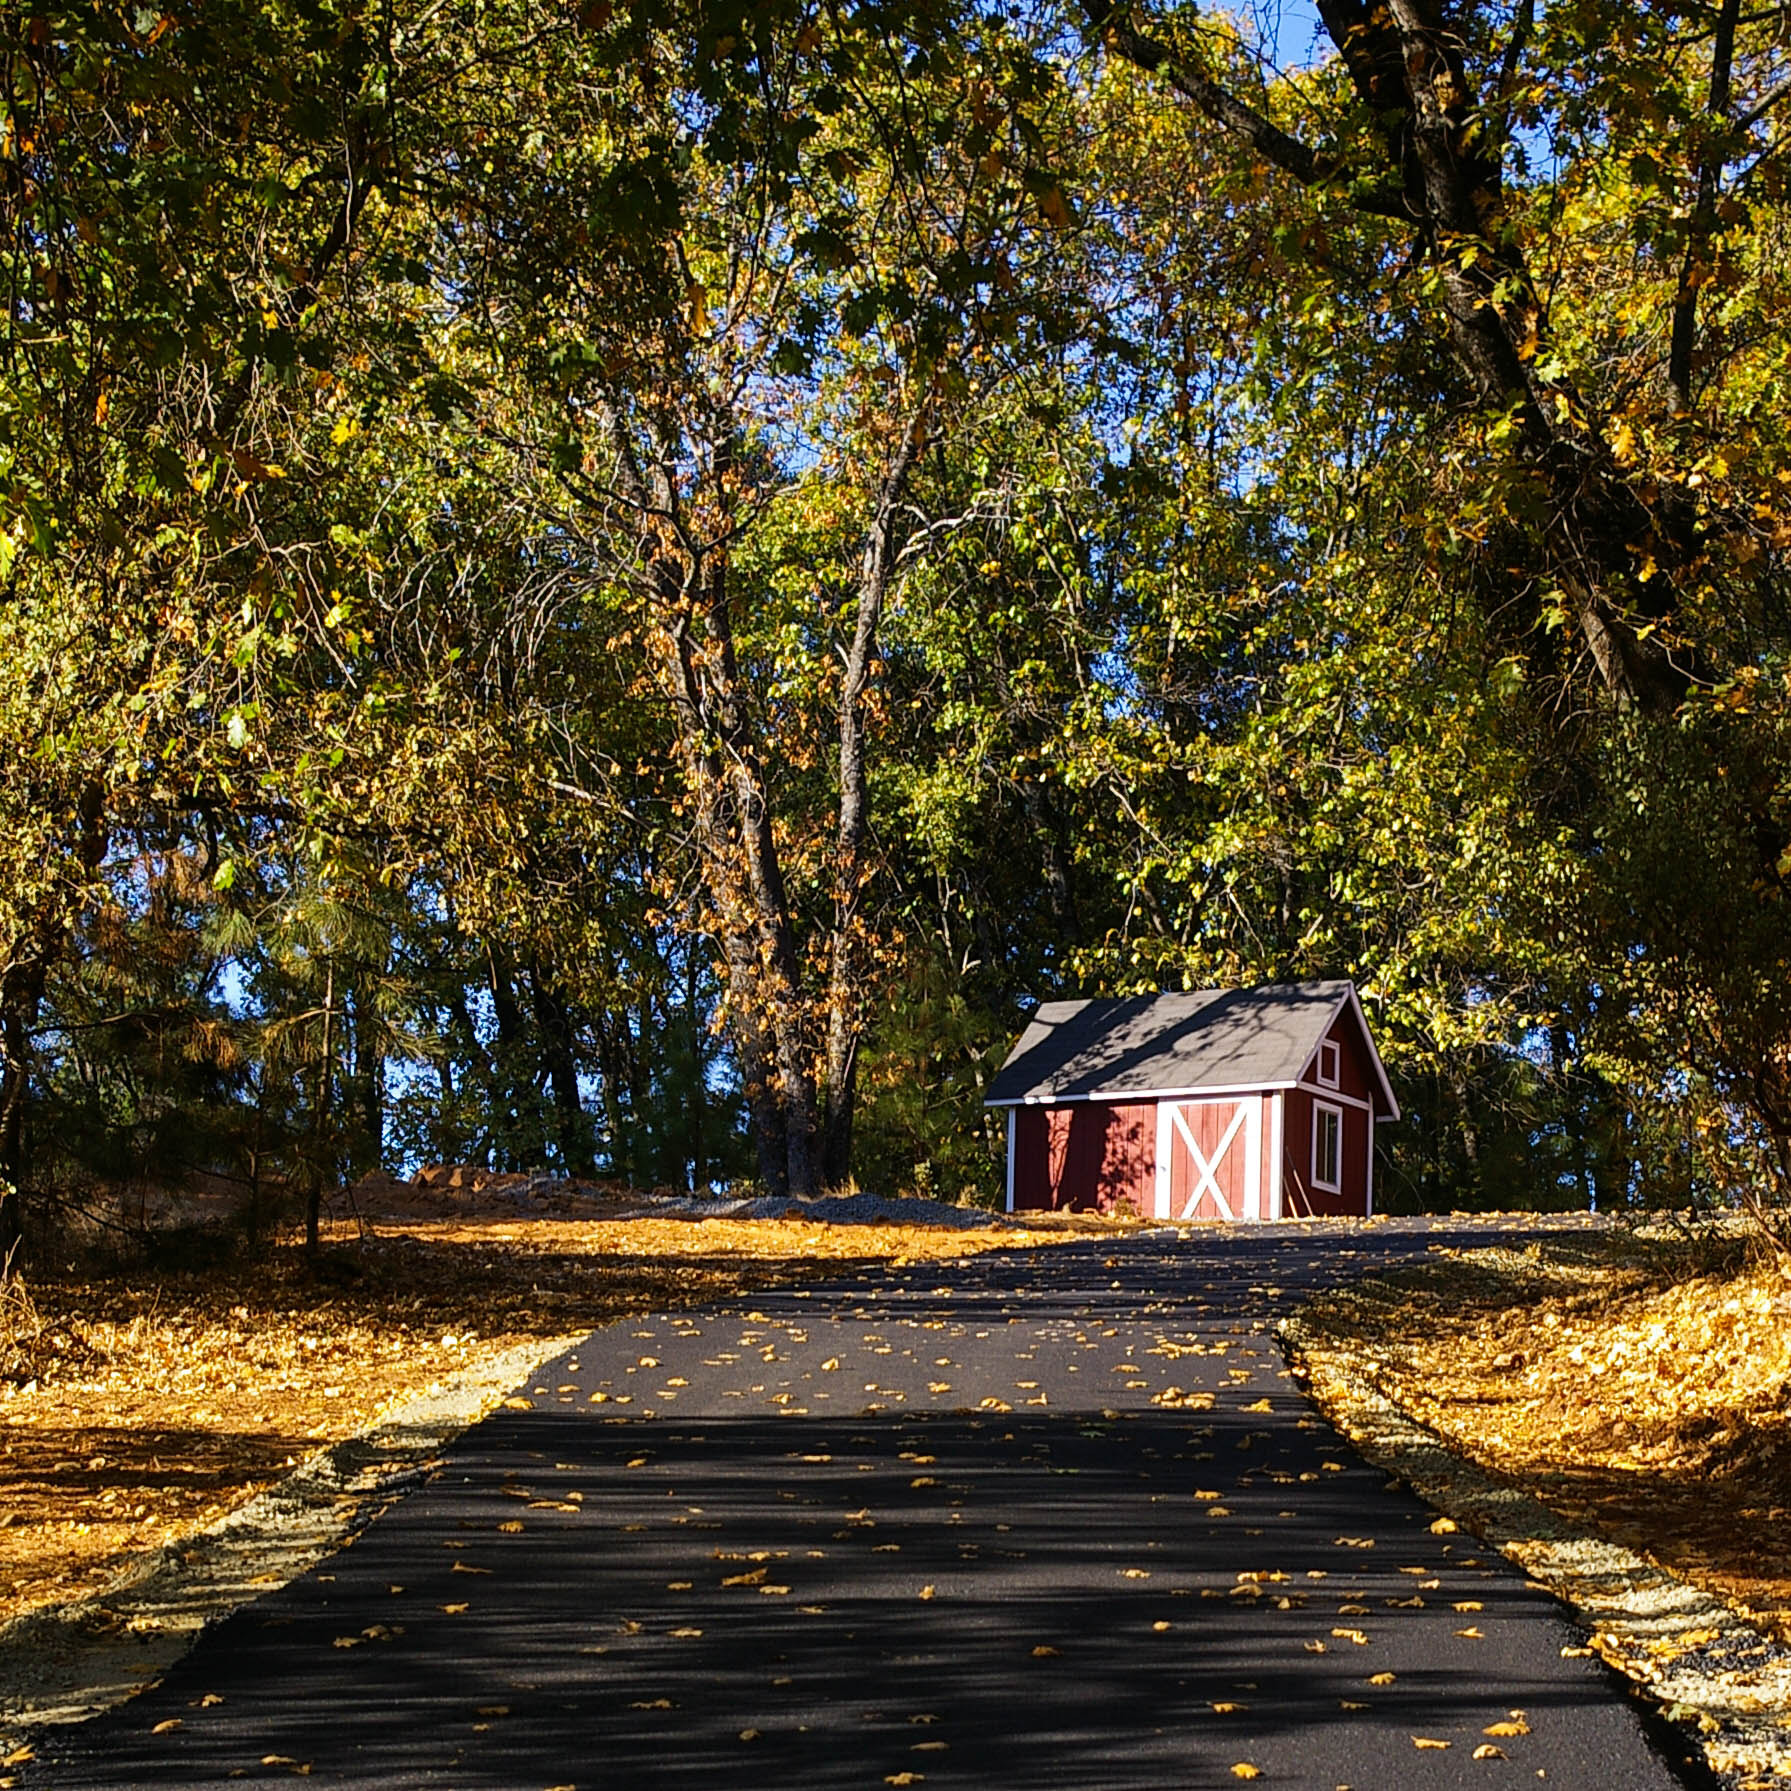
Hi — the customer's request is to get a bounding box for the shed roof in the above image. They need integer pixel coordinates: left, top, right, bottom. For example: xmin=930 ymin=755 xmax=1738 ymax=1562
xmin=984 ymin=981 xmax=1399 ymax=1118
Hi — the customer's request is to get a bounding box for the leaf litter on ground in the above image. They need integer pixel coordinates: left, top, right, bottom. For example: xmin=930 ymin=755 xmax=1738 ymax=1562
xmin=0 ymin=1179 xmax=1092 ymax=1627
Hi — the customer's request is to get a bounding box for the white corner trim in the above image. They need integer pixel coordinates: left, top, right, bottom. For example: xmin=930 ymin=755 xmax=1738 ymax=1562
xmin=1004 ymin=1107 xmax=1015 ymax=1214
xmin=1268 ymin=1090 xmax=1285 ymax=1221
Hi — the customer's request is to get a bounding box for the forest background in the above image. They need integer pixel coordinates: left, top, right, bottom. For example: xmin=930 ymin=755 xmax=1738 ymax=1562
xmin=1 ymin=0 xmax=1788 ymax=1260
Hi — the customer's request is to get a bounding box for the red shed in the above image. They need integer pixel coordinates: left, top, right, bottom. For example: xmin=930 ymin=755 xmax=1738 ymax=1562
xmin=985 ymin=982 xmax=1399 ymax=1221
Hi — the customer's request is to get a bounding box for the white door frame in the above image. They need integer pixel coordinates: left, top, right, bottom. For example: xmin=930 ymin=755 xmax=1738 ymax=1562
xmin=1154 ymin=1096 xmax=1261 ymax=1222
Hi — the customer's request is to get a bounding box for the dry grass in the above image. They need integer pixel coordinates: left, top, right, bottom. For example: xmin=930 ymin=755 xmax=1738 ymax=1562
xmin=0 ymin=1189 xmax=1089 ymax=1628
xmin=1298 ymin=1227 xmax=1791 ymax=1638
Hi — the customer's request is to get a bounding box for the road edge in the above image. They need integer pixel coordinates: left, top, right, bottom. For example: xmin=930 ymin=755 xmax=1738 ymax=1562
xmin=1277 ymin=1312 xmax=1791 ymax=1787
xmin=0 ymin=1331 xmax=582 ymax=1744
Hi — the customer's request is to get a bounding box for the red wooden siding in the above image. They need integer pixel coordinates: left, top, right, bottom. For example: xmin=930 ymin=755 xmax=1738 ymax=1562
xmin=1298 ymin=1011 xmax=1377 ymax=1106
xmin=1012 ymin=1101 xmax=1155 ymax=1216
xmin=1280 ymin=1086 xmax=1371 ymax=1217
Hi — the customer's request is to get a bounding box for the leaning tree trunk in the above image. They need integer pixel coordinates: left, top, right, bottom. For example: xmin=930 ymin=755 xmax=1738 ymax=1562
xmin=1087 ymin=0 xmax=1702 ymax=714
xmin=823 ymin=410 xmax=927 ymax=1189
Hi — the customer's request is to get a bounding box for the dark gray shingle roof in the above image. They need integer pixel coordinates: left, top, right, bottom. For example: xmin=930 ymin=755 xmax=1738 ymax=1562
xmin=985 ymin=982 xmax=1394 ymax=1113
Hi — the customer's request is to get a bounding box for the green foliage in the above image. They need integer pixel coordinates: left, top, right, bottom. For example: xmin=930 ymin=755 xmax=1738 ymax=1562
xmin=1 ymin=0 xmax=1787 ymax=1246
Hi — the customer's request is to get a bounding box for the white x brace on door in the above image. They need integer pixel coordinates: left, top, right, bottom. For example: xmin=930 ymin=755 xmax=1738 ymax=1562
xmin=1153 ymin=1096 xmax=1262 ymax=1221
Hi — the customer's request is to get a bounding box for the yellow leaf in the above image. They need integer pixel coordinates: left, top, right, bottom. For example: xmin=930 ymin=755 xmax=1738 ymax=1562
xmin=1230 ymin=1766 xmax=1262 ymax=1781
xmin=1473 ymin=1744 xmax=1506 ymax=1759
xmin=669 ymin=1627 xmax=704 ymax=1638
xmin=918 ymin=1584 xmax=936 ymax=1600
xmin=885 ymin=1775 xmax=925 ymax=1786
xmin=738 ymin=1729 xmax=761 ymax=1741
xmin=441 ymin=1602 xmax=469 ymax=1615
xmin=1211 ymin=1701 xmax=1245 ymax=1713
xmin=150 ymin=1719 xmax=182 ymax=1734
xmin=1428 ymin=1518 xmax=1457 ymax=1534
xmin=1483 ymin=1716 xmax=1529 ymax=1736
xmin=1368 ymin=1672 xmax=1396 ymax=1685
xmin=499 ymin=1520 xmax=524 ymax=1534
xmin=1152 ymin=1620 xmax=1172 ymax=1632
xmin=1455 ymin=1626 xmax=1484 ymax=1638
xmin=1413 ymin=1737 xmax=1451 ymax=1749
xmin=1030 ymin=1645 xmax=1059 ymax=1657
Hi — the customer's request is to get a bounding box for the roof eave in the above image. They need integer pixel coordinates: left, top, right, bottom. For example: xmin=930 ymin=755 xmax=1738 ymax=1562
xmin=984 ymin=1078 xmax=1307 ymax=1109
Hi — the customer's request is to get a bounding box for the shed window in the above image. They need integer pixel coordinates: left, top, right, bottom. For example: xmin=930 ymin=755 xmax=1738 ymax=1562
xmin=1313 ymin=1102 xmax=1343 ymax=1192
xmin=1317 ymin=1040 xmax=1341 ymax=1088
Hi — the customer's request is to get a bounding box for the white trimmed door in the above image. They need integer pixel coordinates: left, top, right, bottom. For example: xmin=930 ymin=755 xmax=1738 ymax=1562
xmin=1153 ymin=1096 xmax=1262 ymax=1221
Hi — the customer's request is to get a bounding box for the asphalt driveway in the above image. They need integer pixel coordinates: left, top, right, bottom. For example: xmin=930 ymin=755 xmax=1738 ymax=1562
xmin=26 ymin=1220 xmax=1701 ymax=1789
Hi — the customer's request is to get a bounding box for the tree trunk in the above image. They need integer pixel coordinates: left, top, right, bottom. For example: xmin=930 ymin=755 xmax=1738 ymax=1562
xmin=1090 ymin=0 xmax=1698 ymax=714
xmin=823 ymin=411 xmax=927 ymax=1189
xmin=685 ymin=938 xmax=706 ymax=1193
xmin=486 ymin=946 xmax=531 ymax=1169
xmin=307 ymin=959 xmax=336 ymax=1259
xmin=529 ymin=957 xmax=595 ymax=1177
xmin=0 ymin=780 xmax=108 ymax=1276
xmin=1667 ymin=0 xmax=1741 ymax=416
xmin=350 ymin=980 xmax=384 ymax=1176
xmin=0 ymin=1005 xmax=32 ymax=1277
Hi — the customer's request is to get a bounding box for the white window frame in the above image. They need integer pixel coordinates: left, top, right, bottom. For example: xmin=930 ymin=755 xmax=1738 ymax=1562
xmin=1317 ymin=1039 xmax=1341 ymax=1089
xmin=1312 ymin=1100 xmax=1344 ymax=1193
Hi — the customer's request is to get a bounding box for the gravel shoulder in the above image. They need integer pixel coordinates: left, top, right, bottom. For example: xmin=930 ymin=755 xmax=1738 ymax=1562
xmin=0 ymin=1333 xmax=578 ymax=1744
xmin=1282 ymin=1299 xmax=1791 ymax=1790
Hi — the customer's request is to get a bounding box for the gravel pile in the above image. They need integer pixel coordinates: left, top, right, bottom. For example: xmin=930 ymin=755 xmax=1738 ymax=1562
xmin=626 ymin=1189 xmax=997 ymax=1228
xmin=733 ymin=1190 xmax=995 ymax=1228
